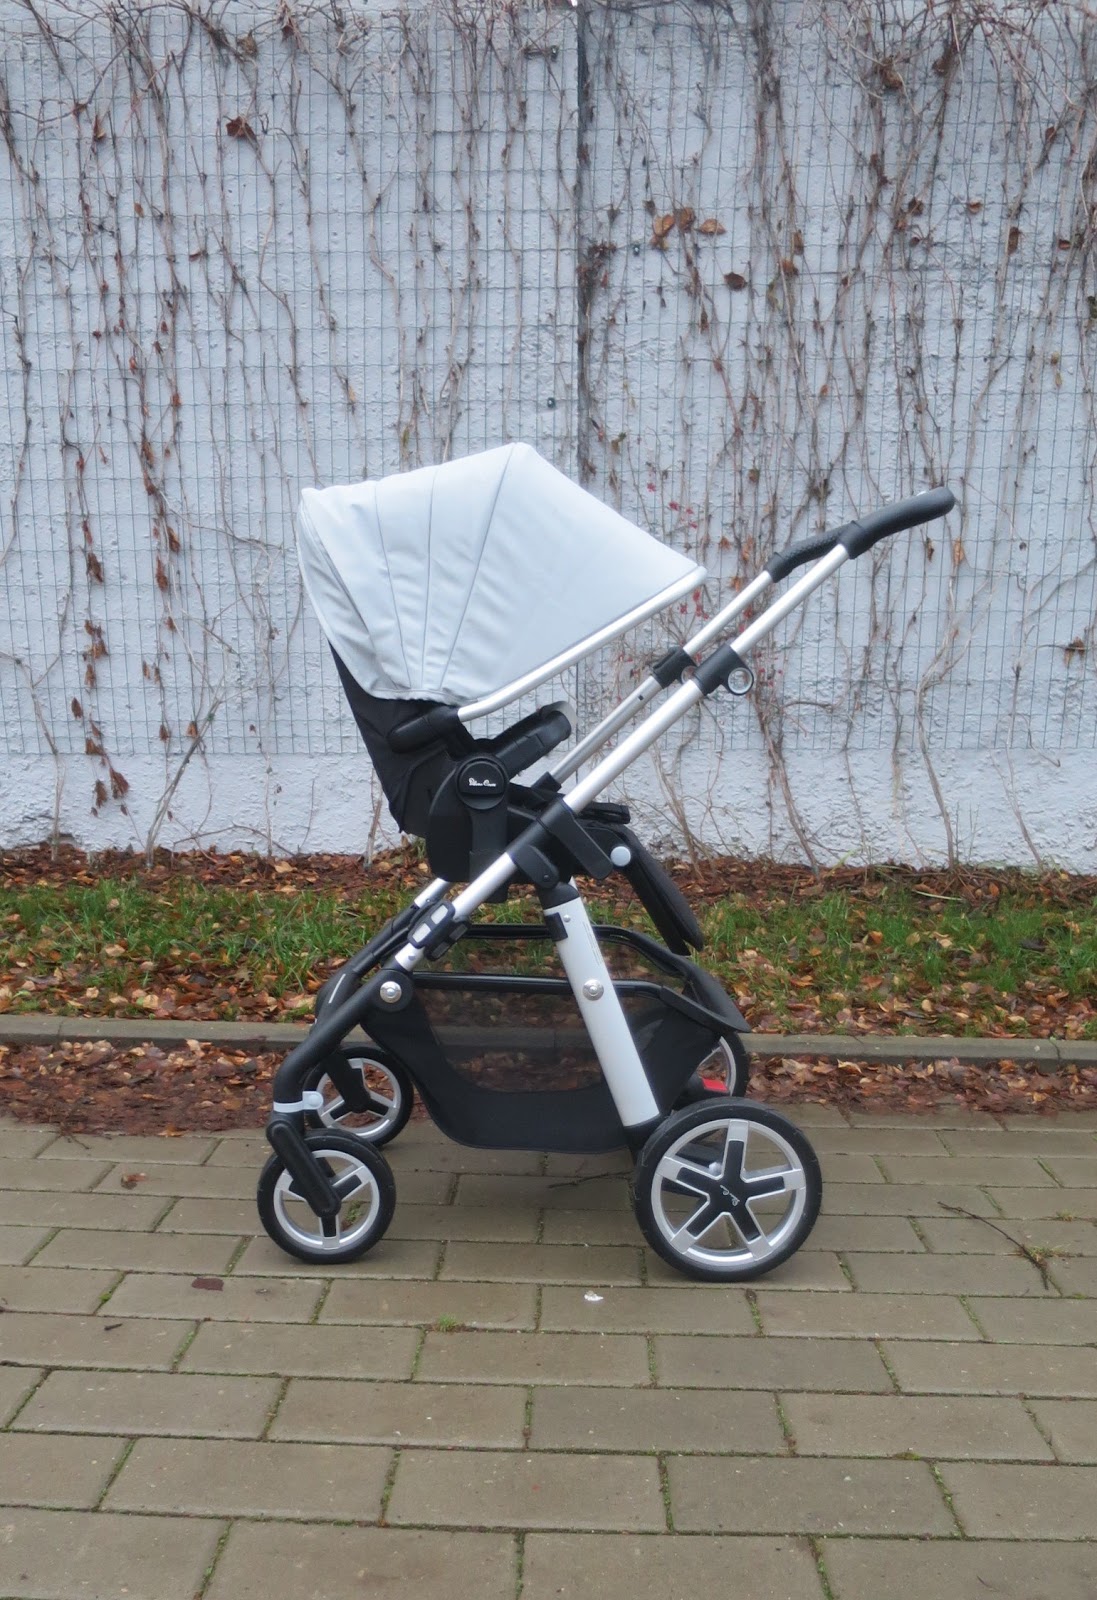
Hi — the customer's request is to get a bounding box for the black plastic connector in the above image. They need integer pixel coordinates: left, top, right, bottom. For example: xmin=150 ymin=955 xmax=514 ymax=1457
xmin=650 ymin=646 xmax=694 ymax=688
xmin=407 ymin=903 xmax=468 ymax=959
xmin=691 ymin=642 xmax=754 ymax=697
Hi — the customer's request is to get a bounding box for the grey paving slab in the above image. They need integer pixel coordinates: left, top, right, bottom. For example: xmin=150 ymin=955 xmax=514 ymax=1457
xmin=540 ymin=1151 xmax=644 ymax=1176
xmin=93 ymin=1161 xmax=261 ymax=1198
xmin=986 ymin=1186 xmax=1097 ymax=1220
xmin=968 ymin=1297 xmax=1097 ymax=1344
xmin=0 ymin=1431 xmax=126 ymax=1508
xmin=781 ymin=1392 xmax=1054 ymax=1460
xmin=816 ymin=1153 xmax=888 ymax=1183
xmin=884 ymin=1340 xmax=1097 ymax=1397
xmin=844 ymin=1251 xmax=1059 ymax=1296
xmin=1040 ymin=1155 xmax=1097 ymax=1186
xmin=916 ymin=1216 xmax=1097 ymax=1255
xmin=439 ymin=1239 xmax=642 ymax=1285
xmin=386 ymin=1202 xmax=539 ymax=1242
xmin=180 ymin=1319 xmax=419 ymax=1379
xmin=878 ymin=1155 xmax=1058 ymax=1186
xmin=539 ymin=1282 xmax=756 ymax=1335
xmin=153 ymin=1195 xmax=265 ymax=1233
xmin=0 ymin=1364 xmax=42 ymax=1423
xmin=0 ymin=1265 xmax=118 ymax=1313
xmin=808 ymin=1127 xmax=949 ymax=1154
xmin=0 ymin=1507 xmax=225 ymax=1600
xmin=0 ymin=1312 xmax=192 ymax=1370
xmin=271 ymin=1377 xmax=527 ymax=1447
xmin=0 ymin=1223 xmax=51 ymax=1264
xmin=0 ymin=1127 xmax=57 ymax=1158
xmin=653 ymin=1335 xmax=892 ymax=1392
xmin=38 ymin=1133 xmax=217 ymax=1163
xmin=418 ymin=1329 xmax=650 ymax=1386
xmin=1044 ymin=1256 xmax=1097 ymax=1295
xmin=205 ymin=1523 xmax=517 ymax=1600
xmin=103 ymin=1269 xmax=322 ymax=1321
xmin=104 ymin=1436 xmax=392 ymax=1520
xmin=940 ymin=1462 xmax=1097 ymax=1537
xmin=668 ymin=1455 xmax=954 ymax=1535
xmin=387 ymin=1447 xmax=665 ymax=1531
xmin=0 ymin=1188 xmax=171 ymax=1230
xmin=521 ymin=1533 xmax=827 ymax=1600
xmin=33 ymin=1227 xmax=242 ymax=1274
xmin=755 ymin=1290 xmax=982 ymax=1340
xmin=457 ymin=1173 xmax=630 ymax=1210
xmin=233 ymin=1234 xmax=442 ymax=1279
xmin=529 ymin=1385 xmax=786 ymax=1454
xmin=0 ymin=1158 xmax=112 ymax=1192
xmin=805 ymin=1215 xmax=927 ymax=1252
xmin=847 ymin=1108 xmax=1001 ymax=1127
xmin=942 ymin=1129 xmax=1097 ymax=1156
xmin=1027 ymin=1399 xmax=1097 ymax=1462
xmin=388 ymin=1131 xmax=543 ymax=1173
xmin=13 ymin=1368 xmax=280 ymax=1438
xmin=320 ymin=1278 xmax=537 ymax=1329
xmin=821 ymin=1538 xmax=1097 ymax=1600
xmin=822 ymin=1182 xmax=999 ymax=1216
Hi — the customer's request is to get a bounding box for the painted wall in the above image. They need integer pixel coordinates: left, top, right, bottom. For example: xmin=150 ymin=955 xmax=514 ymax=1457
xmin=1 ymin=2 xmax=1094 ymax=868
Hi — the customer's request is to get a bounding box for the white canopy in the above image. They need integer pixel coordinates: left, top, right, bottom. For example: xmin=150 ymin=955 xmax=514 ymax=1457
xmin=297 ymin=443 xmax=705 ymax=712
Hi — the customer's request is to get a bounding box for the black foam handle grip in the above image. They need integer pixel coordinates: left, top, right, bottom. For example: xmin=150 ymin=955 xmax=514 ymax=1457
xmin=765 ymin=528 xmax=841 ymax=583
xmin=840 ymin=487 xmax=957 ymax=559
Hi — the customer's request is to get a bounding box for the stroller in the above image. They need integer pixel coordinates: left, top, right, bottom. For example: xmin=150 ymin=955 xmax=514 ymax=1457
xmin=257 ymin=444 xmax=955 ymax=1281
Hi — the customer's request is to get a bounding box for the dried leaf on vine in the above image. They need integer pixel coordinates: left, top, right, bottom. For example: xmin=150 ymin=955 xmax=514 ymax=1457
xmin=724 ymin=271 xmax=747 ymax=291
xmin=1064 ymin=637 xmax=1086 ymax=660
xmin=697 ymin=218 xmax=726 ymax=236
xmin=1007 ymin=226 xmax=1022 ymax=257
xmin=675 ymin=208 xmax=695 ymax=231
xmin=225 ymin=116 xmax=258 ymax=146
xmin=109 ymin=767 xmax=130 ymax=800
xmin=70 ymin=699 xmax=83 ymax=720
xmin=85 ymin=551 xmax=104 ymax=583
xmin=155 ymin=558 xmax=170 ymax=592
xmin=651 ymin=213 xmax=675 ymax=241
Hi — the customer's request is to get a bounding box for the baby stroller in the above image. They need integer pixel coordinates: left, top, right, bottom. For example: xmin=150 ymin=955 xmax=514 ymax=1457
xmin=257 ymin=444 xmax=955 ymax=1281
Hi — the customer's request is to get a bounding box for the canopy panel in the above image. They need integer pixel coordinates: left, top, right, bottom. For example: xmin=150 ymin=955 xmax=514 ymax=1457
xmin=298 ymin=443 xmax=705 ymax=707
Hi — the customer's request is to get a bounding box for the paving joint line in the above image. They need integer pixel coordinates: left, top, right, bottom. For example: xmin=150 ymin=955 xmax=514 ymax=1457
xmin=94 ymin=1436 xmax=138 ymax=1509
xmin=195 ymin=1521 xmax=235 ymax=1600
xmin=808 ymin=1534 xmax=839 ymax=1600
xmin=169 ymin=1321 xmax=202 ymax=1372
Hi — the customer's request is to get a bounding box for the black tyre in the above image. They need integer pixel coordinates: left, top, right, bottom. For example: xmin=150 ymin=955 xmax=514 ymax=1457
xmin=257 ymin=1129 xmax=396 ymax=1265
xmin=675 ymin=1033 xmax=750 ymax=1108
xmin=302 ymin=1047 xmax=413 ymax=1147
xmin=632 ymin=1099 xmax=821 ymax=1282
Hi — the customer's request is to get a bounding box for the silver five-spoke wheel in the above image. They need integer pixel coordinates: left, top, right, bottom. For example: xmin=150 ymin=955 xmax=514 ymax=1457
xmin=633 ymin=1100 xmax=821 ymax=1281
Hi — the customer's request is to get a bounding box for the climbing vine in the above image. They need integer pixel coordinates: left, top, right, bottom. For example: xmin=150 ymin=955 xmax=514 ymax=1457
xmin=0 ymin=0 xmax=1094 ymax=863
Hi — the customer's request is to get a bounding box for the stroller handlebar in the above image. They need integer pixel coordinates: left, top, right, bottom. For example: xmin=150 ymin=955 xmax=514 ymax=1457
xmin=839 ymin=486 xmax=957 ymax=559
xmin=765 ymin=528 xmax=841 ymax=583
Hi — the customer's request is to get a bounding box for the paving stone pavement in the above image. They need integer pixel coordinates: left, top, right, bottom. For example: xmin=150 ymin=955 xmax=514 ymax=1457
xmin=0 ymin=1109 xmax=1094 ymax=1599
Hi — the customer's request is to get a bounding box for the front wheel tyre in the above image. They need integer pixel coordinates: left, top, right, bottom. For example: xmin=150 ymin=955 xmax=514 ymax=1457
xmin=257 ymin=1130 xmax=396 ymax=1265
xmin=632 ymin=1100 xmax=821 ymax=1282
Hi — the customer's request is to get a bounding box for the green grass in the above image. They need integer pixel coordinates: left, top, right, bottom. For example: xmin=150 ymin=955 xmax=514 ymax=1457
xmin=1 ymin=869 xmax=1095 ymax=1038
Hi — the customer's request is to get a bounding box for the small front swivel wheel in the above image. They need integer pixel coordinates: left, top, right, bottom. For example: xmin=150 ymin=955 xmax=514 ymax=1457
xmin=632 ymin=1100 xmax=821 ymax=1282
xmin=257 ymin=1129 xmax=396 ymax=1265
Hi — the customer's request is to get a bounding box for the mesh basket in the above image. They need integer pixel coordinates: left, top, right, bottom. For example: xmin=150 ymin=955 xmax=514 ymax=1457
xmin=413 ymin=927 xmax=727 ymax=1096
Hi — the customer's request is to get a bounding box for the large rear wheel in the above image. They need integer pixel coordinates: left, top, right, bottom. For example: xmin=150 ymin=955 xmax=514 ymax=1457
xmin=632 ymin=1100 xmax=821 ymax=1282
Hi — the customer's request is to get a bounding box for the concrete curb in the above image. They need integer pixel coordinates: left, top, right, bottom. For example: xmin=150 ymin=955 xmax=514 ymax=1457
xmin=1 ymin=1011 xmax=1095 ymax=1069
